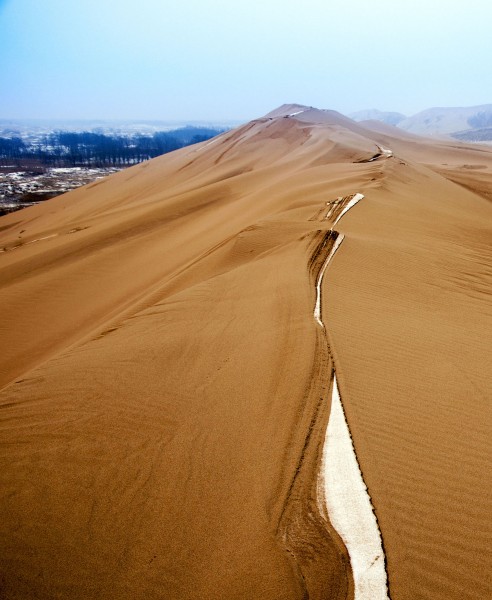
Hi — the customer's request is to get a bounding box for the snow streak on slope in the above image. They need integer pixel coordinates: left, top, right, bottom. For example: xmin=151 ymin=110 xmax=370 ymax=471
xmin=331 ymin=193 xmax=364 ymax=230
xmin=322 ymin=376 xmax=389 ymax=600
xmin=314 ymin=192 xmax=389 ymax=600
xmin=314 ymin=234 xmax=345 ymax=328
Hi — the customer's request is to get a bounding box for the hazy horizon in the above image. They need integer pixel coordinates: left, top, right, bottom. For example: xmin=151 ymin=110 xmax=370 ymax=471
xmin=1 ymin=0 xmax=492 ymax=121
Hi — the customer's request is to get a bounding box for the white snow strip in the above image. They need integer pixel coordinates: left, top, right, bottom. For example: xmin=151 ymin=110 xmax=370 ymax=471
xmin=376 ymin=145 xmax=393 ymax=158
xmin=194 ymin=137 xmax=220 ymax=152
xmin=24 ymin=234 xmax=58 ymax=246
xmin=314 ymin=234 xmax=344 ymax=328
xmin=325 ymin=198 xmax=342 ymax=220
xmin=332 ymin=193 xmax=364 ymax=229
xmin=2 ymin=233 xmax=58 ymax=253
xmin=325 ymin=204 xmax=335 ymax=220
xmin=315 ymin=193 xmax=364 ymax=326
xmin=288 ymin=109 xmax=307 ymax=116
xmin=313 ymin=191 xmax=389 ymax=599
xmin=321 ymin=376 xmax=389 ymax=600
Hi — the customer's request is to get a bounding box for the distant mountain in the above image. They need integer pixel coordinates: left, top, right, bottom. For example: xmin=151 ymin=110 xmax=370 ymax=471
xmin=452 ymin=127 xmax=492 ymax=142
xmin=348 ymin=104 xmax=492 ymax=141
xmin=349 ymin=109 xmax=406 ymax=126
xmin=398 ymin=105 xmax=492 ymax=138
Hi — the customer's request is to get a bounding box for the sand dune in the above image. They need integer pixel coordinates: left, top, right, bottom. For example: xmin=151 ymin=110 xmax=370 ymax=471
xmin=0 ymin=105 xmax=491 ymax=599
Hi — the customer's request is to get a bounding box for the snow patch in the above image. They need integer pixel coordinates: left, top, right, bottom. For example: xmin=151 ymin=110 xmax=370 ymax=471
xmin=314 ymin=234 xmax=344 ymax=328
xmin=321 ymin=376 xmax=389 ymax=600
xmin=313 ymin=190 xmax=389 ymax=599
xmin=376 ymin=145 xmax=393 ymax=158
xmin=331 ymin=193 xmax=364 ymax=229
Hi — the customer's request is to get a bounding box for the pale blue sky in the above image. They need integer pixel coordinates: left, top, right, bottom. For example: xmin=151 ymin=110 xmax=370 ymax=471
xmin=1 ymin=0 xmax=491 ymax=121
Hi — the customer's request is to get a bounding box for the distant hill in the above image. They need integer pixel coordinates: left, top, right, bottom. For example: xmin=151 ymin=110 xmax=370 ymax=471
xmin=348 ymin=104 xmax=492 ymax=141
xmin=397 ymin=105 xmax=492 ymax=137
xmin=452 ymin=127 xmax=492 ymax=142
xmin=349 ymin=109 xmax=406 ymax=126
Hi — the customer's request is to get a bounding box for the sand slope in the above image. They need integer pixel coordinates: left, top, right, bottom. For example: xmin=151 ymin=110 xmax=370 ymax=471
xmin=0 ymin=106 xmax=491 ymax=599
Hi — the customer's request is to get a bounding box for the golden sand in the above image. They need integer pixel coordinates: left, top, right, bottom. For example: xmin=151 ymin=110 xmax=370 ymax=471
xmin=0 ymin=106 xmax=491 ymax=599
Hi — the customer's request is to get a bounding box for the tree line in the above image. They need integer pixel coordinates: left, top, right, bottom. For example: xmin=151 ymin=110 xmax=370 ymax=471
xmin=0 ymin=127 xmax=224 ymax=167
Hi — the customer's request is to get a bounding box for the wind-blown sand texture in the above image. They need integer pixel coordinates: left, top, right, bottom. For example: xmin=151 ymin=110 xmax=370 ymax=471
xmin=0 ymin=104 xmax=491 ymax=599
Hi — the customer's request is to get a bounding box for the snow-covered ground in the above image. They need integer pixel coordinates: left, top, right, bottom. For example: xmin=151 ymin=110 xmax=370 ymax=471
xmin=0 ymin=167 xmax=121 ymax=214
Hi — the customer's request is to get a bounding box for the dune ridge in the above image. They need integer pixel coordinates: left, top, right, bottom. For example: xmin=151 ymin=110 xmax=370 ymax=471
xmin=0 ymin=105 xmax=491 ymax=599
xmin=312 ymin=191 xmax=389 ymax=600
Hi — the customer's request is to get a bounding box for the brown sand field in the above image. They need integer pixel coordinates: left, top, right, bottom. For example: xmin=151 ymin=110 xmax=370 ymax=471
xmin=0 ymin=105 xmax=491 ymax=599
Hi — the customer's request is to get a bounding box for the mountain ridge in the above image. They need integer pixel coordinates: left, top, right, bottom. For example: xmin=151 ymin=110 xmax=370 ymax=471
xmin=349 ymin=103 xmax=492 ymax=140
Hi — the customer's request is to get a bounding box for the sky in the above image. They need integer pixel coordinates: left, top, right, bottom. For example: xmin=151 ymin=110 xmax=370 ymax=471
xmin=1 ymin=0 xmax=492 ymax=122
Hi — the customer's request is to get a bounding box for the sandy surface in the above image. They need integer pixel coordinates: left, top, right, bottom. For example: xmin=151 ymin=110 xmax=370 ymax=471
xmin=0 ymin=105 xmax=491 ymax=599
